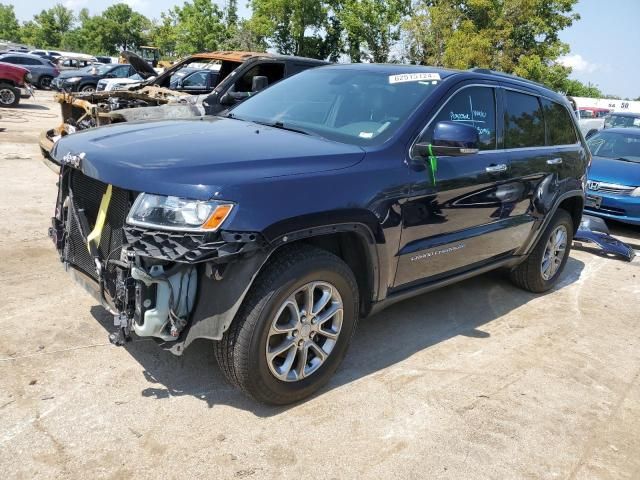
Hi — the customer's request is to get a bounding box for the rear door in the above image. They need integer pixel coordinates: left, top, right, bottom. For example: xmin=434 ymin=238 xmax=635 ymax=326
xmin=395 ymin=83 xmax=522 ymax=287
xmin=502 ymin=88 xmax=585 ymax=227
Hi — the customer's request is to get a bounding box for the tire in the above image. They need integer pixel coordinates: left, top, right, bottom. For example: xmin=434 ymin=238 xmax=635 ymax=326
xmin=0 ymin=83 xmax=19 ymax=107
xmin=214 ymin=245 xmax=359 ymax=405
xmin=80 ymin=84 xmax=96 ymax=93
xmin=38 ymin=75 xmax=53 ymax=89
xmin=510 ymin=209 xmax=574 ymax=293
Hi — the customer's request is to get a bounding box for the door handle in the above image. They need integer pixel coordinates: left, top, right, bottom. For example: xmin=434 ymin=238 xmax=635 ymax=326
xmin=485 ymin=164 xmax=508 ymax=173
xmin=547 ymin=157 xmax=563 ymax=165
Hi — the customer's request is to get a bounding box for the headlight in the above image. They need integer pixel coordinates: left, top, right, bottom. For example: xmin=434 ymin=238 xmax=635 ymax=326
xmin=127 ymin=193 xmax=234 ymax=232
xmin=631 ymin=187 xmax=640 ymax=197
xmin=65 ymin=76 xmax=82 ymax=83
xmin=24 ymin=72 xmax=32 ymax=83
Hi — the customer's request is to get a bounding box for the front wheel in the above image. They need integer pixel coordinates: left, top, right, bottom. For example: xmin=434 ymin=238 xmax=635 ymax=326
xmin=510 ymin=209 xmax=574 ymax=293
xmin=80 ymin=84 xmax=96 ymax=93
xmin=0 ymin=83 xmax=19 ymax=107
xmin=214 ymin=245 xmax=359 ymax=405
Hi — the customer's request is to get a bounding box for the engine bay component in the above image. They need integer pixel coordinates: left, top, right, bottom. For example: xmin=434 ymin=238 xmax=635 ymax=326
xmin=131 ymin=264 xmax=197 ymax=340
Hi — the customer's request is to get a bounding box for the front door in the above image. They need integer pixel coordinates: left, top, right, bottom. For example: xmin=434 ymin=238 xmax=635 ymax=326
xmin=394 ymin=85 xmax=528 ymax=288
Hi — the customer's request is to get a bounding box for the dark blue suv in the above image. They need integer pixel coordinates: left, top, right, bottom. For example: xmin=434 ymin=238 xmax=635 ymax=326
xmin=49 ymin=64 xmax=588 ymax=404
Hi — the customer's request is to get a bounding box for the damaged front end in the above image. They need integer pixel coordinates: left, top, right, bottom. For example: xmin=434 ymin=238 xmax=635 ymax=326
xmin=40 ymin=87 xmax=191 ymax=164
xmin=50 ymin=166 xmax=268 ymax=354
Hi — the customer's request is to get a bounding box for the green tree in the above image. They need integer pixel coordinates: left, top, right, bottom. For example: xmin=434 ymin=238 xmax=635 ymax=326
xmin=404 ymin=0 xmax=580 ymax=90
xmin=61 ymin=8 xmax=102 ymax=53
xmin=337 ymin=0 xmax=411 ymax=62
xmin=0 ymin=3 xmax=20 ymax=42
xmin=172 ymin=0 xmax=226 ymax=55
xmin=19 ymin=3 xmax=75 ymax=48
xmin=150 ymin=11 xmax=179 ymax=57
xmin=561 ymin=79 xmax=602 ymax=97
xmin=93 ymin=3 xmax=151 ymax=54
xmin=250 ymin=0 xmax=335 ymax=58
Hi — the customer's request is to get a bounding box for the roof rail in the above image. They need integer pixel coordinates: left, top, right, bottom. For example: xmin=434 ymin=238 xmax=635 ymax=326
xmin=467 ymin=68 xmax=549 ymax=89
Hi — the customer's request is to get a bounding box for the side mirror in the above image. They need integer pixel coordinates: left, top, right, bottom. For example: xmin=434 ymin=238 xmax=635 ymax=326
xmin=414 ymin=121 xmax=480 ymax=158
xmin=220 ymin=92 xmax=236 ymax=106
xmin=252 ymin=75 xmax=269 ymax=92
xmin=176 ymin=79 xmax=183 ymax=88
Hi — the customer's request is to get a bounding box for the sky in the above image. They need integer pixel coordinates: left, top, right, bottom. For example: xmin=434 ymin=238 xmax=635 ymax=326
xmin=5 ymin=0 xmax=640 ymax=98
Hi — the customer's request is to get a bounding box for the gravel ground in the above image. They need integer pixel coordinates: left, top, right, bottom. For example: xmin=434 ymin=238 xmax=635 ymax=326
xmin=1 ymin=92 xmax=639 ymax=480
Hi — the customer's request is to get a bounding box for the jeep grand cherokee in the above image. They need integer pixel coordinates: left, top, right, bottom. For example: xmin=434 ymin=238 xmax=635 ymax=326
xmin=49 ymin=64 xmax=588 ymax=404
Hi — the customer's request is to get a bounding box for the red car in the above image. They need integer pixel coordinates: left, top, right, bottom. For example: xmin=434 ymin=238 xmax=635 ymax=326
xmin=0 ymin=61 xmax=32 ymax=107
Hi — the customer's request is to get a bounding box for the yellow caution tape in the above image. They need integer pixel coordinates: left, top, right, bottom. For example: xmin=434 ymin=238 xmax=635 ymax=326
xmin=87 ymin=184 xmax=112 ymax=253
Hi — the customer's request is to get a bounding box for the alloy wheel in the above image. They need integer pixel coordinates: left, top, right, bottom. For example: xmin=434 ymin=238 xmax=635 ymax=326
xmin=0 ymin=87 xmax=16 ymax=106
xmin=541 ymin=225 xmax=568 ymax=281
xmin=266 ymin=281 xmax=343 ymax=382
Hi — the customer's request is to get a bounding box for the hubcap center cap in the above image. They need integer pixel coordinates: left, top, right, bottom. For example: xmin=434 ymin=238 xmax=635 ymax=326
xmin=300 ymin=324 xmax=312 ymax=338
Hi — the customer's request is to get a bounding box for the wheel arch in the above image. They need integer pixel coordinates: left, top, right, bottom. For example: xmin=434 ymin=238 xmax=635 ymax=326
xmin=519 ymin=189 xmax=584 ymax=256
xmin=180 ymin=217 xmax=384 ymax=354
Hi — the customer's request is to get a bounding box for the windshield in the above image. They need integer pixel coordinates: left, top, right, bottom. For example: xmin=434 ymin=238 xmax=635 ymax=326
xmin=587 ymin=131 xmax=640 ymax=162
xmin=604 ymin=114 xmax=640 ymax=128
xmin=229 ymin=67 xmax=443 ymax=146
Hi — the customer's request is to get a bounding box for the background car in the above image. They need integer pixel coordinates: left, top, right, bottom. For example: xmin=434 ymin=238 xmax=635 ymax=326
xmin=29 ymin=50 xmax=62 ymax=62
xmin=51 ymin=62 xmax=153 ymax=93
xmin=585 ymin=128 xmax=640 ymax=225
xmin=169 ymin=68 xmax=219 ymax=94
xmin=604 ymin=112 xmax=640 ymax=129
xmin=97 ymin=73 xmax=145 ymax=92
xmin=56 ymin=56 xmax=99 ymax=71
xmin=0 ymin=61 xmax=32 ymax=107
xmin=0 ymin=53 xmax=59 ymax=89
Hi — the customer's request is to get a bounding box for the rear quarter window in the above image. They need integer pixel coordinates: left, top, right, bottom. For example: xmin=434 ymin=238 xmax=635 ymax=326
xmin=541 ymin=99 xmax=578 ymax=145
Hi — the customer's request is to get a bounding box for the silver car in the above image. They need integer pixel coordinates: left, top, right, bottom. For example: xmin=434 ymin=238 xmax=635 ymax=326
xmin=0 ymin=53 xmax=60 ymax=89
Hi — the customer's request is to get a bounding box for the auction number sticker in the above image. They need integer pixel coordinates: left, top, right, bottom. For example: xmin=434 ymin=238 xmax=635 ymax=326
xmin=389 ymin=73 xmax=441 ymax=84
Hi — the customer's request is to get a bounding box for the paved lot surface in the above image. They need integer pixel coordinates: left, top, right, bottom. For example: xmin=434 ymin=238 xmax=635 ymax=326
xmin=1 ymin=92 xmax=639 ymax=479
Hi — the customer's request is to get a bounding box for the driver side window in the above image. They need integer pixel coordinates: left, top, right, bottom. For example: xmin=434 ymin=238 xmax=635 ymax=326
xmin=421 ymin=86 xmax=497 ymax=150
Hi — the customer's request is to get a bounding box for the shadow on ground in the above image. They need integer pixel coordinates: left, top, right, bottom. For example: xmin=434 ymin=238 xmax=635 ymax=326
xmin=90 ymin=257 xmax=585 ymax=416
xmin=14 ymin=102 xmax=50 ymax=111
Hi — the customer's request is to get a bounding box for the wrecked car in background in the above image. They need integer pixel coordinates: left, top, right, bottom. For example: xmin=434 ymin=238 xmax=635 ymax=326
xmin=40 ymin=51 xmax=329 ymax=164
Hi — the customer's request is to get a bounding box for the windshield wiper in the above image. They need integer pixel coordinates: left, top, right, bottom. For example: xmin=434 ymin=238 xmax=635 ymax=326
xmin=252 ymin=120 xmax=314 ymax=136
xmin=615 ymin=156 xmax=640 ymax=163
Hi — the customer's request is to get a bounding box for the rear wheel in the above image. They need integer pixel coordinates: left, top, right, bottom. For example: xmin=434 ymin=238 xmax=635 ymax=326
xmin=214 ymin=245 xmax=359 ymax=405
xmin=510 ymin=209 xmax=574 ymax=293
xmin=0 ymin=83 xmax=19 ymax=107
xmin=38 ymin=75 xmax=53 ymax=89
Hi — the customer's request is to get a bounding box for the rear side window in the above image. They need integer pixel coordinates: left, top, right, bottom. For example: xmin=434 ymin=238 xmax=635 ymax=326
xmin=22 ymin=57 xmax=42 ymax=65
xmin=422 ymin=86 xmax=497 ymax=150
xmin=504 ymin=91 xmax=545 ymax=148
xmin=541 ymin=99 xmax=578 ymax=145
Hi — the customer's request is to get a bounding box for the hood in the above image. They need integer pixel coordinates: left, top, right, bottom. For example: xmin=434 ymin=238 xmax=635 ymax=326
xmin=51 ymin=117 xmax=365 ymax=200
xmin=588 ymin=155 xmax=640 ymax=186
xmin=120 ymin=51 xmax=157 ymax=79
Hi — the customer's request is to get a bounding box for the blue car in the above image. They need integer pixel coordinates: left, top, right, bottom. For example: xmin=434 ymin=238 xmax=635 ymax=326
xmin=585 ymin=128 xmax=640 ymax=225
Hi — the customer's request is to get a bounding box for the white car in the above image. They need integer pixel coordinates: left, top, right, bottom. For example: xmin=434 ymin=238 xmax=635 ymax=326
xmin=96 ymin=74 xmax=146 ymax=92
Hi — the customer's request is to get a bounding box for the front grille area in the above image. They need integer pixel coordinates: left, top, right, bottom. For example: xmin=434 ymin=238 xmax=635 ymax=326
xmin=66 ymin=170 xmax=131 ymax=281
xmin=588 ymin=182 xmax=636 ymax=196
